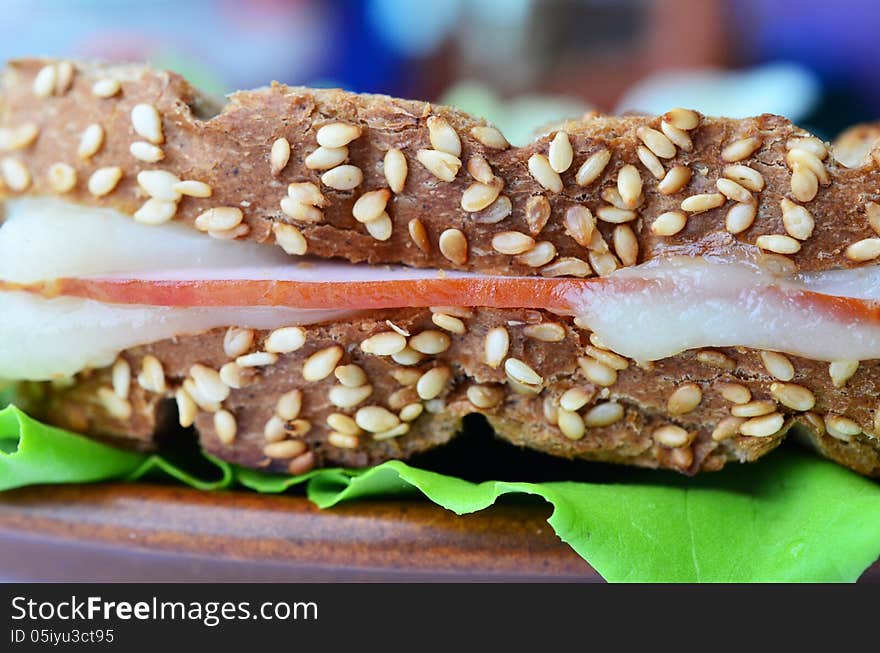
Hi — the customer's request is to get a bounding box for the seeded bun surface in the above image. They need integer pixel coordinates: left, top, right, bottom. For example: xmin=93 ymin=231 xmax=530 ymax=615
xmin=3 ymin=59 xmax=880 ymax=477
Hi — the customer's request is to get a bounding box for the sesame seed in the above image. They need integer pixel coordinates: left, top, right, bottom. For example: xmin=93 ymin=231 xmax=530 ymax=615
xmin=770 ymin=382 xmax=815 ymax=411
xmin=756 ymin=234 xmax=800 ymax=255
xmin=467 ymin=384 xmax=504 ymax=409
xmin=787 ymin=137 xmax=828 ymax=160
xmin=492 ymin=231 xmax=535 ymax=255
xmin=355 ymin=406 xmax=400 ymax=433
xmin=327 ymin=413 xmax=362 ymax=436
xmin=636 ymin=145 xmax=665 ymax=180
xmin=596 ymin=206 xmax=637 ymax=224
xmin=467 ymin=154 xmax=495 ymax=184
xmin=183 ymin=378 xmax=219 ymax=413
xmin=391 ymin=367 xmax=422 ymax=386
xmin=263 ymin=440 xmax=308 ymax=459
xmin=287 ymin=181 xmax=326 ymax=206
xmin=95 ymin=386 xmax=131 ymax=419
xmin=236 ymin=351 xmax=278 ymax=367
xmin=731 ymin=400 xmax=777 ymax=418
xmin=542 ymin=256 xmax=594 ymax=277
xmin=656 ymin=165 xmax=691 ymax=195
xmin=563 ymin=205 xmax=595 ymax=247
xmin=305 ymin=145 xmax=348 ymax=170
xmin=373 ymin=423 xmax=411 ymax=441
xmin=681 ymin=193 xmax=724 ymax=213
xmin=651 ymin=210 xmax=687 ymax=236
xmin=504 ymin=358 xmax=543 ymax=386
xmin=131 ymin=103 xmax=164 ymax=144
xmin=667 ymin=383 xmax=702 ymax=415
xmin=44 ymin=162 xmax=75 ymax=193
xmin=722 ymin=164 xmax=764 ymax=191
xmin=87 ymin=166 xmax=123 ymax=197
xmin=384 ymin=148 xmax=408 ymax=193
xmin=432 ymin=312 xmax=466 ymax=334
xmin=802 ymin=411 xmax=825 ymax=436
xmin=601 ymin=187 xmax=630 ymax=210
xmin=133 ymin=198 xmax=177 ymax=225
xmin=739 ymin=412 xmax=784 ymax=438
xmin=868 ymin=202 xmax=880 ymax=235
xmin=317 ymin=122 xmax=362 ymax=148
xmin=174 ymin=180 xmax=212 ymax=198
xmin=214 ymin=410 xmax=237 ymax=445
xmin=654 ymin=424 xmax=692 ymax=447
xmin=548 ymin=131 xmax=573 ymax=173
xmin=331 ymin=365 xmax=367 ymax=389
xmin=352 ymin=188 xmax=391 ymax=223
xmin=408 ymin=218 xmax=431 ymax=253
xmin=391 ymin=346 xmax=424 ymax=366
xmin=409 ymin=330 xmax=451 ymax=355
xmin=388 ymin=387 xmax=418 ymax=410
xmin=578 ymin=356 xmax=617 ymax=387
xmin=438 ymin=228 xmax=468 ymax=265
xmin=0 ymin=123 xmax=39 ymax=150
xmin=557 ymin=409 xmax=586 ymax=440
xmin=219 ymin=362 xmax=245 ymax=389
xmin=328 ymin=432 xmax=360 ymax=449
xmin=321 ymin=164 xmax=363 ymax=190
xmin=111 ymin=358 xmax=131 ymax=399
xmin=721 ymin=136 xmax=761 ymax=162
xmin=416 ymin=366 xmax=452 ymax=400
xmin=484 ymin=326 xmax=509 ymax=368
xmin=663 ymin=108 xmax=700 ymax=130
xmin=417 ymin=148 xmax=461 ymax=181
xmin=509 ymin=377 xmax=542 ymax=396
xmin=787 ymin=149 xmax=829 ymax=186
xmin=220 ymin=328 xmax=253 ymax=359
xmin=32 ymin=64 xmax=57 ymax=97
xmin=365 ymin=213 xmax=393 ymax=241
xmin=92 ymin=78 xmax=121 ymax=98
xmin=175 ymin=388 xmax=197 ymax=427
xmin=283 ymin=418 xmax=311 ymax=437
xmin=461 ymin=181 xmax=502 ymax=212
xmin=470 ymin=125 xmax=509 ymax=149
xmin=560 ymin=387 xmax=592 ymax=411
xmin=584 ymin=402 xmax=624 ymax=427
xmin=399 ymin=403 xmax=424 ymax=422
xmin=195 ymin=207 xmax=243 ymax=232
xmin=515 ymin=240 xmax=556 ymax=268
xmin=845 ymin=238 xmax=880 ymax=262
xmin=584 ymin=345 xmax=628 ymax=370
xmin=716 ymin=177 xmax=751 ymax=204
xmin=280 ymin=198 xmax=323 ymax=223
xmin=824 ymin=415 xmax=861 ymax=441
xmin=190 ymin=364 xmax=230 ymax=402
xmin=780 ymin=198 xmax=814 ymax=241
xmin=361 ymin=331 xmax=407 ymax=356
xmin=522 ymin=195 xmax=550 ymax=236
xmin=427 ymin=116 xmax=461 ymax=156
xmin=717 ymin=382 xmax=750 ymax=404
xmin=262 ymin=326 xmax=305 ymax=354
xmin=709 ymin=416 xmax=745 ymax=442
xmin=133 ymin=355 xmax=165 ymax=394
xmin=576 ymin=148 xmax=611 ymax=186
xmin=138 ymin=170 xmax=181 ymax=201
xmin=1 ymin=157 xmax=30 ymax=191
xmin=55 ymin=61 xmax=74 ymax=94
xmin=615 ymin=164 xmax=642 ymax=209
xmin=790 ymin=164 xmax=818 ymax=203
xmin=528 ymin=153 xmax=563 ymax=192
xmin=760 ymin=350 xmax=795 ymax=381
xmin=829 ymin=360 xmax=858 ymax=388
xmin=611 ymin=224 xmax=638 ymax=266
xmin=523 ymin=322 xmax=565 ymax=342
xmin=129 ymin=141 xmax=165 ymax=163
xmin=637 ymin=126 xmax=676 ymax=159
xmin=660 ymin=120 xmax=692 ymax=151
xmin=273 ymin=222 xmax=308 ymax=255
xmin=77 ymin=123 xmax=104 ymax=159
xmin=303 ymin=345 xmax=343 ymax=381
xmin=329 ymin=384 xmax=373 ymax=408
xmin=725 ymin=202 xmax=756 ymax=234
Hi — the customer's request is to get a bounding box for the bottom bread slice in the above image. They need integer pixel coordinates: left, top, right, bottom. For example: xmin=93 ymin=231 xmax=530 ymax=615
xmin=23 ymin=308 xmax=880 ymax=477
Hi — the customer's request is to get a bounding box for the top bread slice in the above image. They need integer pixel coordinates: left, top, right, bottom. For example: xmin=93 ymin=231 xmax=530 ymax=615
xmin=2 ymin=58 xmax=880 ymax=278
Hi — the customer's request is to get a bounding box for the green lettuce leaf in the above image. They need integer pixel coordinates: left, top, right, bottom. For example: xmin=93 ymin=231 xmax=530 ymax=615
xmin=2 ymin=404 xmax=880 ymax=582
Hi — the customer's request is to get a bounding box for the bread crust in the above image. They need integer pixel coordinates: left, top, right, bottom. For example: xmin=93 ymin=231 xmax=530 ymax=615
xmin=2 ymin=58 xmax=880 ymax=277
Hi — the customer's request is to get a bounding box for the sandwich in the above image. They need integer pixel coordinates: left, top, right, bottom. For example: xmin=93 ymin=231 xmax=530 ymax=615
xmin=1 ymin=57 xmax=880 ymax=484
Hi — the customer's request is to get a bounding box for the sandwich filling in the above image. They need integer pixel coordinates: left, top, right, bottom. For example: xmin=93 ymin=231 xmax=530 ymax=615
xmin=3 ymin=197 xmax=880 ymax=379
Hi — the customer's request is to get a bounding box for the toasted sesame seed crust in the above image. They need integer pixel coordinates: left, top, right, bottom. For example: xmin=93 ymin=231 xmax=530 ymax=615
xmin=4 ymin=58 xmax=880 ymax=275
xmin=26 ymin=307 xmax=880 ymax=478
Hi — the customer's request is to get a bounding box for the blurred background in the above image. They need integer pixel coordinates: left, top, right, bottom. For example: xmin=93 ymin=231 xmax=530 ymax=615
xmin=0 ymin=0 xmax=876 ymax=143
